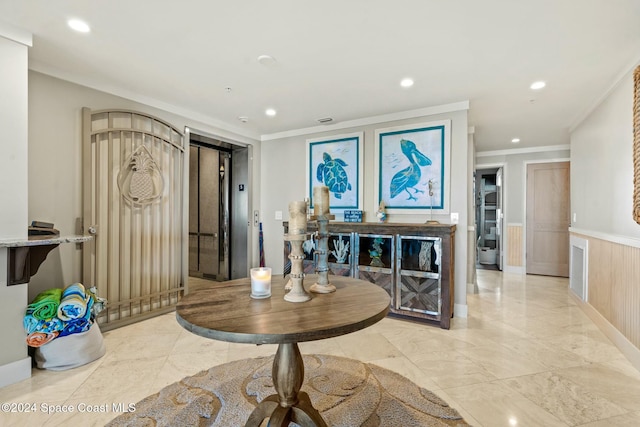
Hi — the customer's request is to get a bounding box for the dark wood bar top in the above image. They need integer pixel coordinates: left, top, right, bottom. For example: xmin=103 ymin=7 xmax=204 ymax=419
xmin=176 ymin=274 xmax=390 ymax=345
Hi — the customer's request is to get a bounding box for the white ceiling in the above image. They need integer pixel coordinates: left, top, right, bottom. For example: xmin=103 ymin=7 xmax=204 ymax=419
xmin=2 ymin=0 xmax=640 ymax=151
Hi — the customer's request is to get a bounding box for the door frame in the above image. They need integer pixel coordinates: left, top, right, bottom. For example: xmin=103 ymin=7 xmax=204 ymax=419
xmin=475 ymin=162 xmax=507 ymax=270
xmin=183 ymin=127 xmax=253 ymax=287
xmin=522 ymin=158 xmax=570 ymax=274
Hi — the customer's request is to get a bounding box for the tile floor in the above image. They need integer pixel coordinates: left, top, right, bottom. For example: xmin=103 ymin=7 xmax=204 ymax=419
xmin=2 ymin=269 xmax=640 ymax=426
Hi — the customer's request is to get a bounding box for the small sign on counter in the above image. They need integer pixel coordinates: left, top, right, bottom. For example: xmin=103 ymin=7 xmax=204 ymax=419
xmin=343 ymin=210 xmax=363 ymax=222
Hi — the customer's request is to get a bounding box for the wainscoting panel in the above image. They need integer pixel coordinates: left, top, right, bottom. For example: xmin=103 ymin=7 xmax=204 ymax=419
xmin=507 ymin=224 xmax=523 ymax=267
xmin=575 ymin=233 xmax=640 ymax=352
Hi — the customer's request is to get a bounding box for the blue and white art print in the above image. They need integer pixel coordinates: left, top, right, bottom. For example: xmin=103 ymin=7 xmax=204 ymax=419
xmin=307 ymin=132 xmax=363 ymax=212
xmin=374 ymin=121 xmax=450 ymax=214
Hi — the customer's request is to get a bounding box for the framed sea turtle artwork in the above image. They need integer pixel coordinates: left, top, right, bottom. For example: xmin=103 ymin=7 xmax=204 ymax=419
xmin=374 ymin=120 xmax=451 ymax=214
xmin=306 ymin=132 xmax=363 ymax=214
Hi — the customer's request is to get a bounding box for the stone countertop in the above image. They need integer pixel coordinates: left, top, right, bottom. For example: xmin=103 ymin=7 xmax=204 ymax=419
xmin=0 ymin=235 xmax=93 ymax=247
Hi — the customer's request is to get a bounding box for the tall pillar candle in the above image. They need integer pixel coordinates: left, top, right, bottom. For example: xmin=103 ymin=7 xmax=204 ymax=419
xmin=313 ymin=186 xmax=330 ymax=216
xmin=288 ymin=201 xmax=307 ymax=235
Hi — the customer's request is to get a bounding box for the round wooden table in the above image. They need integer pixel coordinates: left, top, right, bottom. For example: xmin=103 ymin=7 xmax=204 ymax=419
xmin=176 ymin=274 xmax=390 ymax=427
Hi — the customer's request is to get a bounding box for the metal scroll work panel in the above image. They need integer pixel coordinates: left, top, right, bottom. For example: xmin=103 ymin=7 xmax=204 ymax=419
xmin=83 ymin=109 xmax=186 ymax=331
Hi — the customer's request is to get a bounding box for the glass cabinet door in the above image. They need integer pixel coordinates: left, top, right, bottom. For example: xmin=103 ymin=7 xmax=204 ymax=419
xmin=326 ymin=232 xmax=353 ymax=277
xmin=354 ymin=233 xmax=395 ymax=300
xmin=396 ymin=235 xmax=442 ymax=317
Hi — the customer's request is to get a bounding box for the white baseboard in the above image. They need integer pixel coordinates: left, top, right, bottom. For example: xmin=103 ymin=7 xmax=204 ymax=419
xmin=0 ymin=357 xmax=31 ymax=388
xmin=503 ymin=265 xmax=525 ymax=274
xmin=570 ymin=291 xmax=640 ymax=372
xmin=454 ymin=303 xmax=468 ymax=318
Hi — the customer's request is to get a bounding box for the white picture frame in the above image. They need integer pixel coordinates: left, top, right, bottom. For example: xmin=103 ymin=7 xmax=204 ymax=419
xmin=374 ymin=120 xmax=451 ymax=214
xmin=306 ymin=132 xmax=364 ymax=214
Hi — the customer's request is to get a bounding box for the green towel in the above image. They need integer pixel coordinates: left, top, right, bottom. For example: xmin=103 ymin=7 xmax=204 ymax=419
xmin=27 ymin=288 xmax=63 ymax=320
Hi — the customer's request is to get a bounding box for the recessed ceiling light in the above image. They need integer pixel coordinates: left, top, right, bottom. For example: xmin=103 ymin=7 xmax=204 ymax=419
xmin=511 ymin=138 xmax=521 ymax=143
xmin=400 ymin=78 xmax=414 ymax=88
xmin=257 ymin=55 xmax=276 ymax=66
xmin=530 ymin=81 xmax=546 ymax=90
xmin=68 ymin=19 xmax=90 ymax=33
xmin=265 ymin=108 xmax=277 ymax=117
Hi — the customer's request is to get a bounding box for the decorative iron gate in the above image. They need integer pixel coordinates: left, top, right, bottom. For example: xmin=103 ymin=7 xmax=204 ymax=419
xmin=82 ymin=108 xmax=186 ymax=330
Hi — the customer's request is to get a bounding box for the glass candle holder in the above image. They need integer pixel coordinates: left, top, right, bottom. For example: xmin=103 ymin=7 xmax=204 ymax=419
xmin=250 ymin=267 xmax=272 ymax=299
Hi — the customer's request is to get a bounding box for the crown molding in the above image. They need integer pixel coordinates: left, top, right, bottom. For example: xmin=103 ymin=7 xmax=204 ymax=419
xmin=29 ymin=61 xmax=261 ymax=143
xmin=476 ymin=144 xmax=570 ymax=157
xmin=0 ymin=21 xmax=32 ymax=46
xmin=569 ymin=55 xmax=640 ymax=133
xmin=260 ymin=101 xmax=469 ymax=141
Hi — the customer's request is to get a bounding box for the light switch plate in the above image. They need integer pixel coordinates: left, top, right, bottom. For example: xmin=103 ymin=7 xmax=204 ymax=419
xmin=254 ymin=210 xmax=259 ymax=226
xmin=275 ymin=210 xmax=283 ymax=220
xmin=451 ymin=212 xmax=459 ymax=224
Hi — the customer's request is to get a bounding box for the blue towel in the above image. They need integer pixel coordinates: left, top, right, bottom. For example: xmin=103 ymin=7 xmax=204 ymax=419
xmin=58 ymin=318 xmax=92 ymax=337
xmin=23 ymin=315 xmax=63 ymax=335
xmin=57 ymin=283 xmax=91 ymax=321
xmin=23 ymin=314 xmax=40 ymax=334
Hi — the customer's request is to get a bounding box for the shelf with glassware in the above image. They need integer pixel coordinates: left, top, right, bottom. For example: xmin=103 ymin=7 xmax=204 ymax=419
xmin=283 ymin=231 xmax=354 ymax=278
xmin=477 ymin=174 xmax=498 ymax=265
xmin=283 ymin=222 xmax=455 ymax=329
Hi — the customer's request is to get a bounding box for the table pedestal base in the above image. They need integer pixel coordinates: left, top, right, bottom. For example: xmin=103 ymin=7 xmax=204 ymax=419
xmin=245 ymin=343 xmax=327 ymax=427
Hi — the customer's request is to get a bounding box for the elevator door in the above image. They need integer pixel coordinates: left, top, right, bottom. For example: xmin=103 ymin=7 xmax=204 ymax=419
xmin=189 ymin=145 xmax=230 ymax=280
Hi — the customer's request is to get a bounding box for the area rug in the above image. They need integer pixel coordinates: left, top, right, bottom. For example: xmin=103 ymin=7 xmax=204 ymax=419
xmin=107 ymin=354 xmax=469 ymax=426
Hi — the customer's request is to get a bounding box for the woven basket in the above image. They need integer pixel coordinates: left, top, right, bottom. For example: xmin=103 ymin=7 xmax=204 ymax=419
xmin=634 ymin=66 xmax=640 ymax=224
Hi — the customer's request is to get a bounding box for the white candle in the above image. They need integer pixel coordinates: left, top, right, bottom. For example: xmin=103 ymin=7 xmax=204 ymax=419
xmin=288 ymin=201 xmax=307 ymax=234
xmin=313 ymin=186 xmax=330 ymax=215
xmin=250 ymin=267 xmax=272 ymax=298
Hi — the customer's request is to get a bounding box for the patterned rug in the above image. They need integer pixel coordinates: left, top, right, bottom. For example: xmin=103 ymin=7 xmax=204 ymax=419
xmin=107 ymin=354 xmax=469 ymax=426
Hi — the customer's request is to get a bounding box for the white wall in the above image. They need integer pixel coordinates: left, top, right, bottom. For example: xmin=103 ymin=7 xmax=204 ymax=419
xmin=477 ymin=147 xmax=571 ymax=223
xmin=571 ymin=67 xmax=640 ymax=239
xmin=260 ymin=109 xmax=470 ymax=313
xmin=0 ymin=30 xmax=31 ymax=383
xmin=569 ymin=63 xmax=640 ymax=367
xmin=27 ymin=72 xmax=260 ymax=299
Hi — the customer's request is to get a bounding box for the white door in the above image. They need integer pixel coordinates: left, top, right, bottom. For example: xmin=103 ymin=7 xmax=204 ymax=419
xmin=82 ymin=109 xmax=186 ymax=330
xmin=526 ymin=162 xmax=570 ymax=277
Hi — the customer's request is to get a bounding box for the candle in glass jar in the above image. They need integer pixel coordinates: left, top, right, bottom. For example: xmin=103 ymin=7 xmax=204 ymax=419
xmin=250 ymin=267 xmax=272 ymax=299
xmin=288 ymin=201 xmax=307 ymax=234
xmin=313 ymin=186 xmax=330 ymax=216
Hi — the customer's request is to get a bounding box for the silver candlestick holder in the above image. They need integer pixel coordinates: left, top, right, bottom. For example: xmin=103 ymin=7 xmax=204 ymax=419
xmin=283 ymin=233 xmax=312 ymax=302
xmin=310 ymin=213 xmax=336 ymax=294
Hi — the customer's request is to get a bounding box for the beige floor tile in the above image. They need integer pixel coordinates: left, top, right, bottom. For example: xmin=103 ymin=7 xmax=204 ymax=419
xmin=3 ymin=270 xmax=640 ymax=427
xmin=456 ymin=344 xmax=549 ymax=379
xmin=445 ymin=381 xmax=570 ymax=427
xmin=298 ymin=338 xmax=346 ymax=356
xmin=368 ymin=356 xmax=441 ymax=390
xmin=555 ymin=363 xmax=640 ymax=412
xmin=409 ymin=350 xmax=499 ymax=389
xmin=499 ymin=337 xmax=588 ymax=370
xmin=578 ymin=411 xmax=640 ymax=426
xmin=150 ymin=349 xmax=229 ymax=390
xmin=67 ymin=356 xmax=166 ymax=400
xmin=333 ymin=331 xmax=403 ymax=361
xmin=500 ymin=371 xmax=627 ymax=426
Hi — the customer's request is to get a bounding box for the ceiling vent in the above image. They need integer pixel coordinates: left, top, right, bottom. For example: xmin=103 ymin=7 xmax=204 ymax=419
xmin=317 ymin=117 xmax=333 ymax=124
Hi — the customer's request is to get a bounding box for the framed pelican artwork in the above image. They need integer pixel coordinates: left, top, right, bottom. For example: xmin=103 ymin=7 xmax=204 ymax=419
xmin=374 ymin=121 xmax=451 ymax=214
xmin=306 ymin=132 xmax=363 ymax=214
